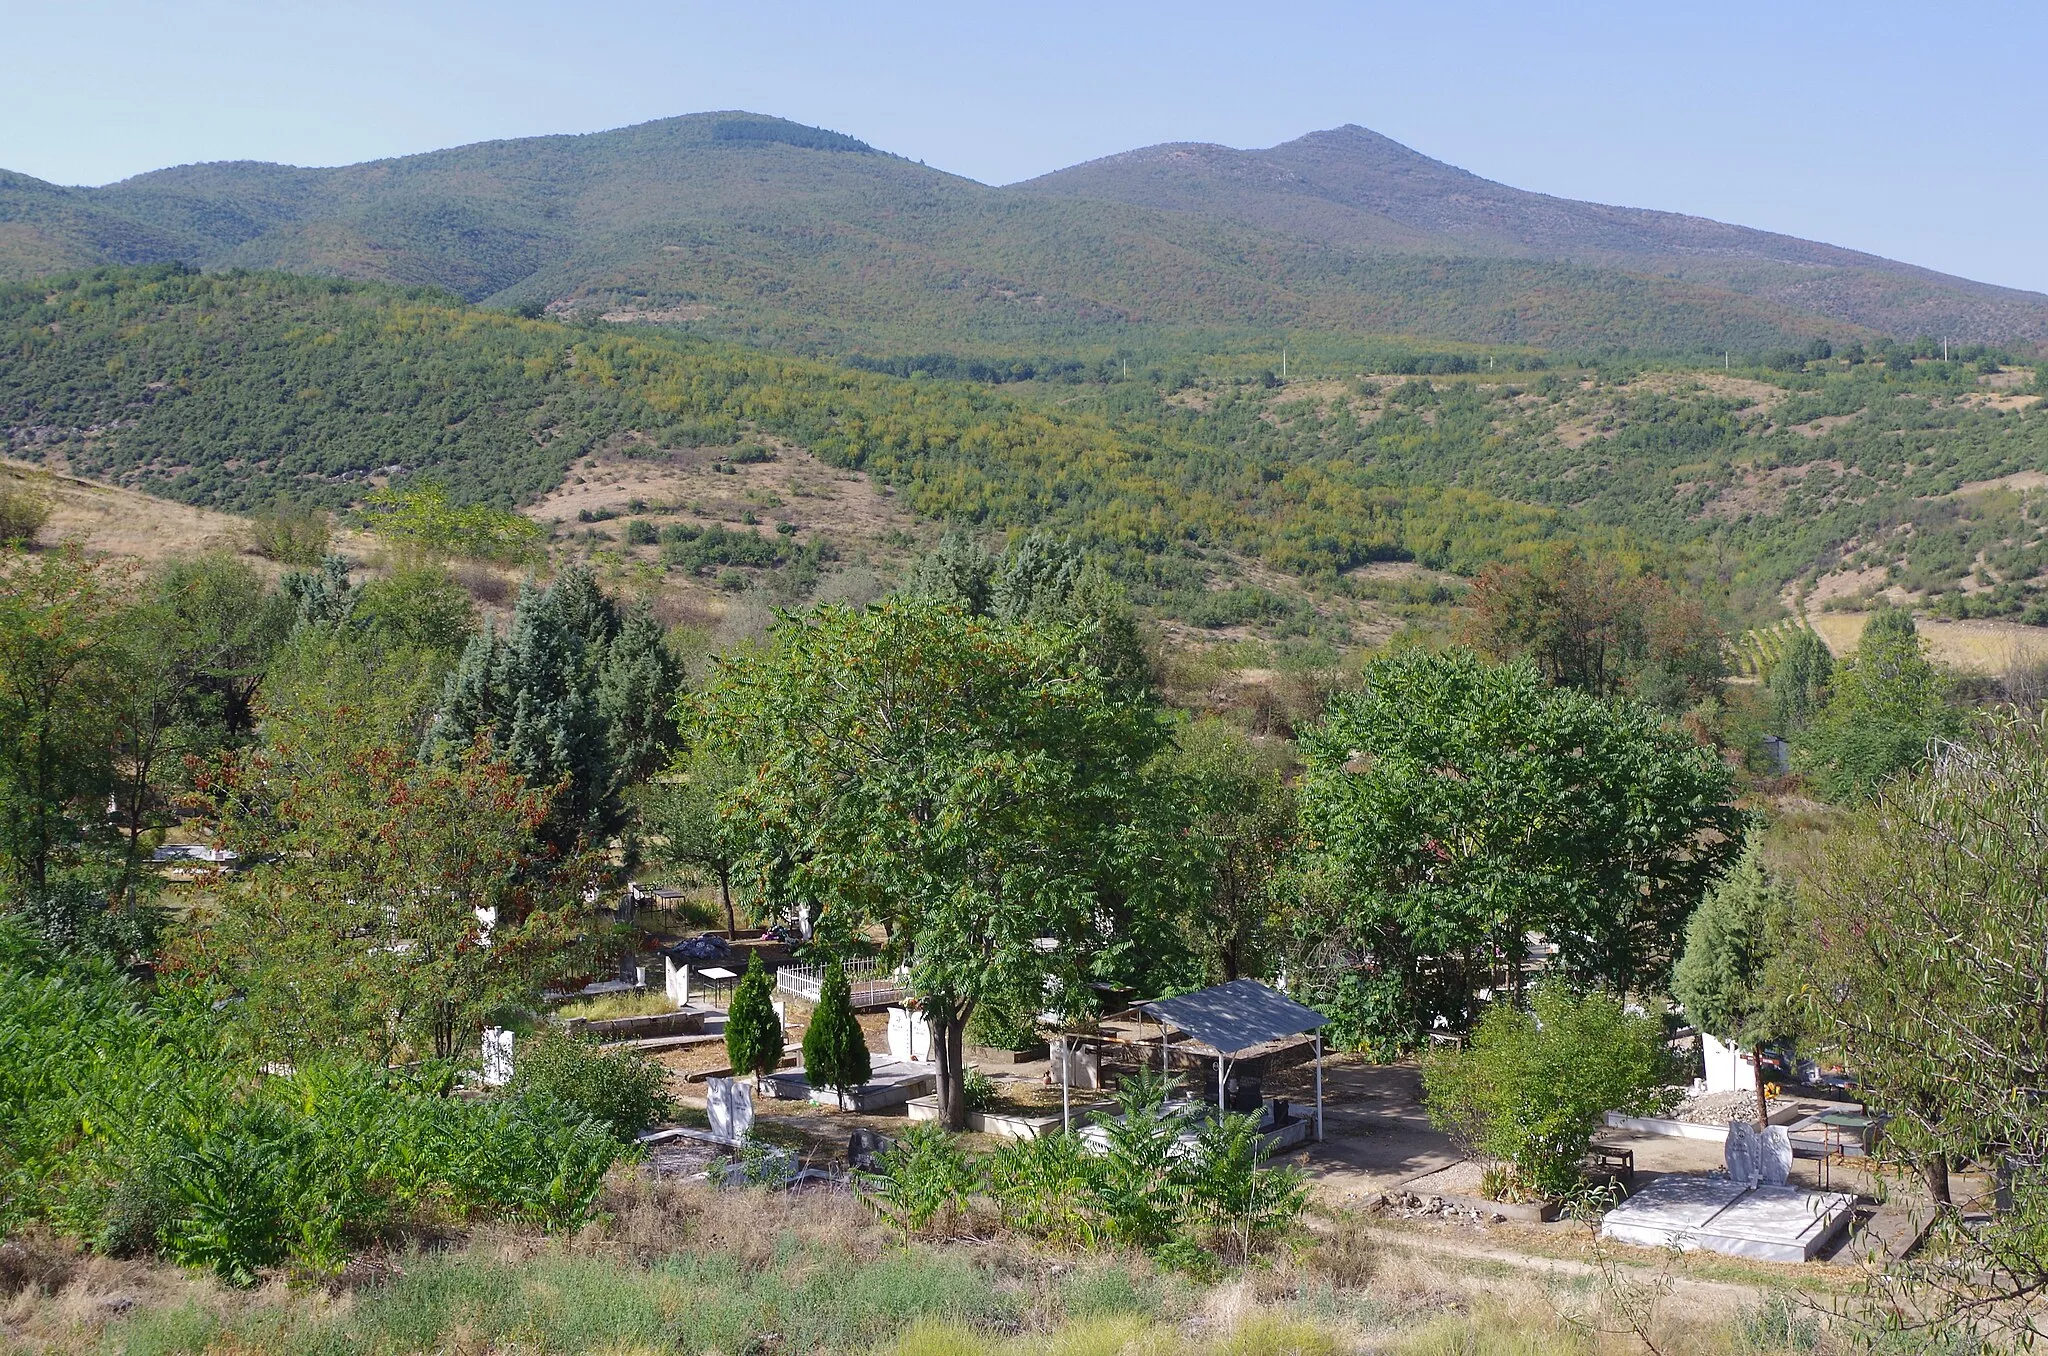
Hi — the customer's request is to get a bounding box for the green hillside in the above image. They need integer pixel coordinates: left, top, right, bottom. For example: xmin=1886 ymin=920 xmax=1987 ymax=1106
xmin=0 ymin=268 xmax=1573 ymax=596
xmin=0 ymin=114 xmax=1904 ymax=357
xmin=1022 ymin=126 xmax=2048 ymax=345
xmin=8 ymin=267 xmax=2048 ymax=625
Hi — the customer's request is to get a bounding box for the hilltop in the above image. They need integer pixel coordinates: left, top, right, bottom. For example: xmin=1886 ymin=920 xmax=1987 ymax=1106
xmin=5 ymin=113 xmax=2041 ymax=356
xmin=1021 ymin=125 xmax=2048 ymax=344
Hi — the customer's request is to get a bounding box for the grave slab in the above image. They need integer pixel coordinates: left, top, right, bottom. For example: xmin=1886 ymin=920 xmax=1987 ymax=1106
xmin=762 ymin=1058 xmax=936 ymax=1111
xmin=1600 ymin=1173 xmax=1855 ymax=1263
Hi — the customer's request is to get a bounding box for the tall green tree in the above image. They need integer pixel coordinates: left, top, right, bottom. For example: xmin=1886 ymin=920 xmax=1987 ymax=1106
xmin=644 ymin=743 xmax=750 ymax=937
xmin=435 ymin=566 xmax=679 ymax=850
xmin=0 ymin=550 xmax=129 ymax=897
xmin=1766 ymin=626 xmax=1833 ymax=734
xmin=1672 ymin=840 xmax=1794 ymax=1127
xmin=1797 ymin=607 xmax=1961 ymax=803
xmin=1298 ymin=648 xmax=1742 ymax=1047
xmin=1792 ymin=713 xmax=2048 ymax=1338
xmin=801 ymin=960 xmax=872 ymax=1110
xmin=693 ymin=600 xmax=1197 ymax=1128
xmin=906 ymin=532 xmax=1150 ymax=697
xmin=107 ymin=556 xmax=291 ymax=900
xmin=1165 ymin=716 xmax=1297 ymax=982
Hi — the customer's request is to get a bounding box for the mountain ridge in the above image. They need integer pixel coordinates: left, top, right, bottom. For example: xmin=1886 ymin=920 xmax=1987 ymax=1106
xmin=3 ymin=111 xmax=2041 ymax=351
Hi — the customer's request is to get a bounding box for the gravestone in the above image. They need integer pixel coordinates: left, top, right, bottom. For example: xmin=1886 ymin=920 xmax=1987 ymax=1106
xmin=1725 ymin=1119 xmax=1763 ymax=1187
xmin=848 ymin=1127 xmax=896 ymax=1173
xmin=1761 ymin=1126 xmax=1794 ymax=1186
xmin=1051 ymin=1036 xmax=1100 ymax=1089
xmin=706 ymin=1076 xmax=755 ymax=1145
xmin=887 ymin=1006 xmax=931 ymax=1062
xmin=665 ymin=955 xmax=691 ymax=1008
xmin=481 ymin=1027 xmax=514 ymax=1087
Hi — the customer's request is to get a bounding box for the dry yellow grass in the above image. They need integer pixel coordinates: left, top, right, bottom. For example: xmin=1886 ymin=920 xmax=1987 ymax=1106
xmin=0 ymin=459 xmax=377 ymax=571
xmin=1808 ymin=610 xmax=2048 ymax=673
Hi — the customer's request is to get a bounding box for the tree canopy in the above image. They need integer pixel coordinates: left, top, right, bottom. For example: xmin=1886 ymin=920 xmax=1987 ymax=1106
xmin=1298 ymin=648 xmax=1741 ymax=1046
xmin=690 ymin=600 xmax=1201 ymax=1127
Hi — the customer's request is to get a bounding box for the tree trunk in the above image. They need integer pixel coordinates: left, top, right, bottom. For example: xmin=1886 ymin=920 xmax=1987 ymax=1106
xmin=720 ymin=870 xmax=736 ymax=939
xmin=1922 ymin=1153 xmax=1952 ymax=1207
xmin=929 ymin=1000 xmax=972 ymax=1131
xmin=1753 ymin=1044 xmax=1770 ymax=1128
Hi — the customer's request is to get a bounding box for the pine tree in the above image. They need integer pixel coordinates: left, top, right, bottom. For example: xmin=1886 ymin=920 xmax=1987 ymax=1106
xmin=801 ymin=960 xmax=873 ymax=1109
xmin=724 ymin=951 xmax=784 ymax=1090
xmin=1673 ymin=841 xmax=1793 ymax=1126
xmin=429 ymin=565 xmax=679 ymax=850
xmin=598 ymin=607 xmax=684 ymax=787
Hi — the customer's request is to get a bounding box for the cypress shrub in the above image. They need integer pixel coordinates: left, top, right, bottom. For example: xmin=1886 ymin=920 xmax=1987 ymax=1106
xmin=724 ymin=952 xmax=784 ymax=1088
xmin=802 ymin=960 xmax=873 ymax=1109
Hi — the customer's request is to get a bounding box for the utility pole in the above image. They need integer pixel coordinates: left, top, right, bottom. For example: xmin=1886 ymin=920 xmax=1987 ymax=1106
xmin=1281 ymin=347 xmax=1288 ymax=381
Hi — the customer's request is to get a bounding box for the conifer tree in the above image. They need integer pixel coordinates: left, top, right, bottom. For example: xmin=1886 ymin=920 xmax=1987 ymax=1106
xmin=433 ymin=565 xmax=679 ymax=850
xmin=801 ymin=959 xmax=872 ymax=1109
xmin=598 ymin=608 xmax=684 ymax=787
xmin=1673 ymin=841 xmax=1793 ymax=1126
xmin=723 ymin=951 xmax=784 ymax=1090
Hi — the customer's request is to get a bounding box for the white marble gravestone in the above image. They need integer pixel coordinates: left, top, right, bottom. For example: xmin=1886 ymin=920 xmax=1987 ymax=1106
xmin=887 ymin=1007 xmax=931 ymax=1062
xmin=1725 ymin=1119 xmax=1763 ymax=1186
xmin=1051 ymin=1036 xmax=1101 ymax=1090
xmin=1761 ymin=1126 xmax=1794 ymax=1186
xmin=481 ymin=1027 xmax=514 ymax=1087
xmin=706 ymin=1076 xmax=755 ymax=1145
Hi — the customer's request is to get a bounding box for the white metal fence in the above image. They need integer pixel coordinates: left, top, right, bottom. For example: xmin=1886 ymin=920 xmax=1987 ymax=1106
xmin=776 ymin=957 xmax=908 ymax=1009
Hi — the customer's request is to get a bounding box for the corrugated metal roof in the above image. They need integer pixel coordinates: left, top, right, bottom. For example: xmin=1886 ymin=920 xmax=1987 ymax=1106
xmin=1137 ymin=979 xmax=1327 ymax=1057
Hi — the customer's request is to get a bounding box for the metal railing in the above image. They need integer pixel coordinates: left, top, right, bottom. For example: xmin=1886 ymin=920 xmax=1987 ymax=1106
xmin=776 ymin=956 xmax=909 ymax=1009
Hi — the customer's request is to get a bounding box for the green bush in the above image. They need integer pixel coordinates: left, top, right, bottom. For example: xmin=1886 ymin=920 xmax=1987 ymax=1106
xmin=983 ymin=1131 xmax=1096 ymax=1249
xmin=800 ymin=960 xmax=872 ymax=1108
xmin=507 ymin=1027 xmax=674 ymax=1141
xmin=724 ymin=951 xmax=784 ymax=1086
xmin=247 ymin=501 xmax=331 ymax=565
xmin=0 ymin=482 xmax=54 ymax=548
xmin=0 ymin=922 xmax=626 ymax=1284
xmin=1422 ymin=982 xmax=1679 ymax=1198
xmin=860 ymin=1122 xmax=976 ymax=1235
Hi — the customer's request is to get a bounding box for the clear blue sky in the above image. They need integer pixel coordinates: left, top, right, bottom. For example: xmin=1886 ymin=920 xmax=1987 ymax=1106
xmin=7 ymin=0 xmax=2045 ymax=292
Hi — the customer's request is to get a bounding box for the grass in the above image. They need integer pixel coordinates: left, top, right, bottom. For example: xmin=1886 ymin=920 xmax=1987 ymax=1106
xmin=554 ymin=989 xmax=684 ymax=1021
xmin=1806 ymin=609 xmax=2048 ymax=673
xmin=0 ymin=1177 xmax=1862 ymax=1356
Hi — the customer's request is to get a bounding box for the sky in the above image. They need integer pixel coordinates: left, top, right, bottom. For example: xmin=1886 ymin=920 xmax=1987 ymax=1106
xmin=5 ymin=0 xmax=2045 ymax=292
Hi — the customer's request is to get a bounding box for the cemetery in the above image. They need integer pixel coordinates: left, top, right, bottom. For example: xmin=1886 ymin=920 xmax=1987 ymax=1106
xmin=555 ymin=935 xmax=1920 ymax=1277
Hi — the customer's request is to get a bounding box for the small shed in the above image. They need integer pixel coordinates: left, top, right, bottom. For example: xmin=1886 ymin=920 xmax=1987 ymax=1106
xmin=1135 ymin=979 xmax=1330 ymax=1141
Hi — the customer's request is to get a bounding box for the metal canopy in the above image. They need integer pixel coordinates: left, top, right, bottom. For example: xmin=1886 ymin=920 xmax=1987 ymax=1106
xmin=1137 ymin=979 xmax=1328 ymax=1058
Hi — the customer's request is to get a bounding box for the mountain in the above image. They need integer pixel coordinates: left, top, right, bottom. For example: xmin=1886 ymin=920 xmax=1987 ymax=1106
xmin=2 ymin=113 xmax=2042 ymax=355
xmin=1019 ymin=126 xmax=2048 ymax=345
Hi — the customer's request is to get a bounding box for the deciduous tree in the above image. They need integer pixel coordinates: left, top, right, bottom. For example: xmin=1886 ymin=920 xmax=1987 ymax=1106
xmin=692 ymin=601 xmax=1197 ymax=1128
xmin=1298 ymin=648 xmax=1741 ymax=1047
xmin=197 ymin=648 xmax=594 ymax=1064
xmin=1797 ymin=607 xmax=1962 ymax=803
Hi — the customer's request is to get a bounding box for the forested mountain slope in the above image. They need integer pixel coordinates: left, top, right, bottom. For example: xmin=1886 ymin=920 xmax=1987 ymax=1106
xmin=1019 ymin=126 xmax=2048 ymax=344
xmin=3 ymin=112 xmax=2024 ymax=355
xmin=9 ymin=268 xmax=2048 ymax=627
